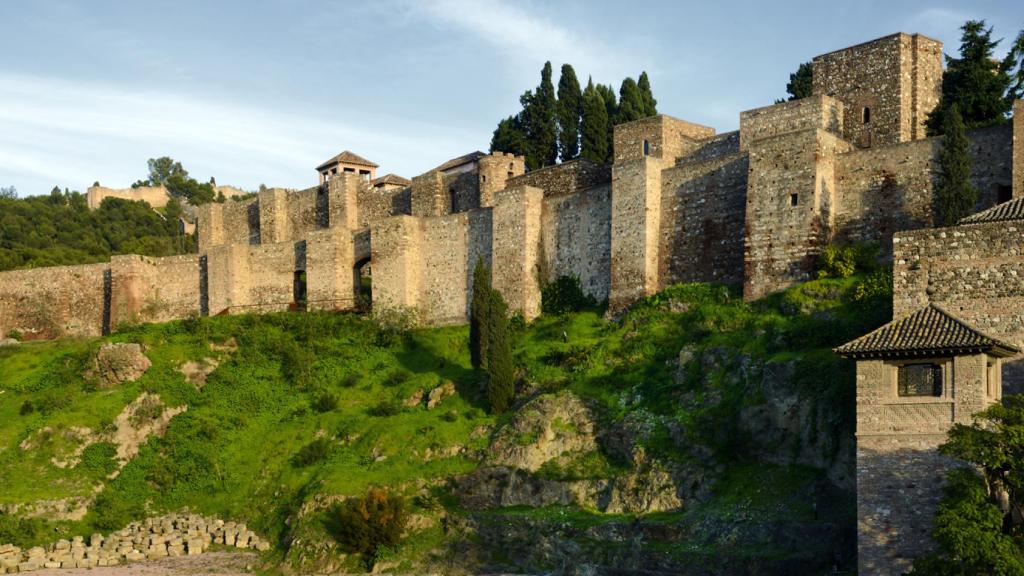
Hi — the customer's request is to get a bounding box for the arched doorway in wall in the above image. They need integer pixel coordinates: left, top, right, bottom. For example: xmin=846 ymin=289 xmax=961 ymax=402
xmin=354 ymin=257 xmax=372 ymax=312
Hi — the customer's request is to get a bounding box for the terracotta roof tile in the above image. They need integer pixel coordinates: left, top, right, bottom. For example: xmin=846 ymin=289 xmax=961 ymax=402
xmin=371 ymin=173 xmax=411 ymax=187
xmin=317 ymin=150 xmax=379 ymax=170
xmin=834 ymin=304 xmax=1019 ymax=359
xmin=960 ymin=197 xmax=1024 ymax=225
xmin=432 ymin=151 xmax=487 ymax=173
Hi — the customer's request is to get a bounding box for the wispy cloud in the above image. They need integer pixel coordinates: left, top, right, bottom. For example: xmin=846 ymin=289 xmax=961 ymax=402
xmin=408 ymin=0 xmax=637 ymax=80
xmin=0 ymin=74 xmax=474 ymax=195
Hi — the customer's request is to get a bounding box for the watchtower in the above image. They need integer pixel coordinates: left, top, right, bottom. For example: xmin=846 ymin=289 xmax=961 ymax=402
xmin=812 ymin=33 xmax=942 ymax=147
xmin=836 ymin=304 xmax=1020 ymax=575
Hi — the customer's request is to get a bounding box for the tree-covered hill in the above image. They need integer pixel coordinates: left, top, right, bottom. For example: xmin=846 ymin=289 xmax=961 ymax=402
xmin=0 ymin=188 xmax=195 ymax=272
xmin=0 ymin=269 xmax=890 ymax=574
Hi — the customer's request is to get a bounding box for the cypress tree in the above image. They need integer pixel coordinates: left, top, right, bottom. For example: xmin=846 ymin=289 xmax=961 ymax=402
xmin=927 ymin=20 xmax=1013 ymax=135
xmin=470 ymin=258 xmax=491 ymax=369
xmin=580 ymin=80 xmax=610 ymax=164
xmin=637 ymin=71 xmax=657 ymax=116
xmin=934 ymin=105 xmax=978 ymax=226
xmin=1004 ymin=29 xmax=1024 ymax=101
xmin=596 ymin=83 xmax=618 ymax=160
xmin=617 ymin=77 xmax=644 ymax=124
xmin=490 ymin=115 xmax=527 ymax=156
xmin=784 ymin=62 xmax=813 ymax=101
xmin=484 ymin=288 xmax=515 ymax=414
xmin=556 ymin=64 xmax=583 ymax=162
xmin=523 ymin=62 xmax=558 ymax=170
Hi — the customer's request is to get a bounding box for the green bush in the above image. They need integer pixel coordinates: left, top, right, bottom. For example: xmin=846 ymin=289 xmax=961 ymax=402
xmin=0 ymin=512 xmax=51 ymax=548
xmin=817 ymin=243 xmax=878 ymax=279
xmin=368 ymin=400 xmax=401 ymax=417
xmin=330 ymin=488 xmax=408 ymax=569
xmin=78 ymin=442 xmax=118 ymax=480
xmin=19 ymin=400 xmax=34 ymax=415
xmin=541 ymin=275 xmax=599 ymax=315
xmin=292 ymin=438 xmax=333 ymax=467
xmin=312 ymin=390 xmax=339 ymax=413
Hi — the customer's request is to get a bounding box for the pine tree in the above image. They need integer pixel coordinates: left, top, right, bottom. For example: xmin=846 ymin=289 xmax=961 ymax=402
xmin=617 ymin=77 xmax=644 ymax=124
xmin=637 ymin=71 xmax=657 ymax=116
xmin=490 ymin=115 xmax=527 ymax=156
xmin=785 ymin=62 xmax=813 ymax=101
xmin=470 ymin=258 xmax=491 ymax=369
xmin=523 ymin=62 xmax=558 ymax=170
xmin=927 ymin=20 xmax=1013 ymax=135
xmin=1001 ymin=28 xmax=1024 ymax=101
xmin=934 ymin=106 xmax=978 ymax=226
xmin=484 ymin=288 xmax=515 ymax=414
xmin=580 ymin=79 xmax=610 ymax=164
xmin=556 ymin=64 xmax=583 ymax=162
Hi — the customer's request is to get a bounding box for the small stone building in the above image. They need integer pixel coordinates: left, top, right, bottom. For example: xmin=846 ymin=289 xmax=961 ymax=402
xmin=836 ymin=304 xmax=1020 ymax=575
xmin=317 ymin=150 xmax=378 ymax=184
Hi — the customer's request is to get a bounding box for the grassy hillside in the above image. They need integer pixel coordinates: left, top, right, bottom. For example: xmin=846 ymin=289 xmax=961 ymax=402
xmin=0 ymin=274 xmax=890 ymax=573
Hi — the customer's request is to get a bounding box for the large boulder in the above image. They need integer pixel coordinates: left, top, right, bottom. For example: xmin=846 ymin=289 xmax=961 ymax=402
xmin=487 ymin=391 xmax=598 ymax=471
xmin=91 ymin=343 xmax=151 ymax=387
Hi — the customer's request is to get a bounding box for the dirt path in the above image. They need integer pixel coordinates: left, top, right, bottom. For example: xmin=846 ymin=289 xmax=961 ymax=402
xmin=30 ymin=551 xmax=259 ymax=575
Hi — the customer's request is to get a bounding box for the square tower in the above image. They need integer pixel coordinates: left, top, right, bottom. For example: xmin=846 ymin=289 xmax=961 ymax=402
xmin=812 ymin=33 xmax=942 ymax=148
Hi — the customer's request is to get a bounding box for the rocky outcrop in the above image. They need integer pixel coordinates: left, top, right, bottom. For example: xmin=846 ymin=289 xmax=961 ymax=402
xmin=89 ymin=343 xmax=151 ymax=387
xmin=0 ymin=514 xmax=269 ymax=572
xmin=487 ymin=391 xmax=598 ymax=471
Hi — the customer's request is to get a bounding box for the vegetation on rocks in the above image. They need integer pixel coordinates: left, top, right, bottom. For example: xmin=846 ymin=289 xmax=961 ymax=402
xmin=0 ymin=271 xmax=891 ymax=573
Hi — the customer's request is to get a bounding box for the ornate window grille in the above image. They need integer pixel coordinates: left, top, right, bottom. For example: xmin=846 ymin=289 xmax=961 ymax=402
xmin=898 ymin=364 xmax=942 ymax=397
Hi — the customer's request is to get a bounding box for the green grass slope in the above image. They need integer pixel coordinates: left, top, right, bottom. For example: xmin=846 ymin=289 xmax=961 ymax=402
xmin=0 ymin=275 xmax=890 ymax=573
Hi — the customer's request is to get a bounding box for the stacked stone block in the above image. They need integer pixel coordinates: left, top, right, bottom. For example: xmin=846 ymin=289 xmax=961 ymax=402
xmin=0 ymin=514 xmax=269 ymax=573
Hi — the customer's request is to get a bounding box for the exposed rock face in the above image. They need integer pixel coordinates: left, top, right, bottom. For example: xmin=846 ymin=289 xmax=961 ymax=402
xmin=487 ymin=391 xmax=598 ymax=471
xmin=426 ymin=381 xmax=455 ymax=409
xmin=91 ymin=343 xmax=151 ymax=387
xmin=177 ymin=358 xmax=219 ymax=388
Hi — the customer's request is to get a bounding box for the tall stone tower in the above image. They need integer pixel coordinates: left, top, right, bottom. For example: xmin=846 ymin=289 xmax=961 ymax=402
xmin=812 ymin=32 xmax=943 ymax=148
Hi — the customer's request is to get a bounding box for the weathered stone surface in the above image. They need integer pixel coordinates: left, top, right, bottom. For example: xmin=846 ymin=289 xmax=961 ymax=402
xmin=487 ymin=391 xmax=598 ymax=472
xmin=425 ymin=381 xmax=455 ymax=409
xmin=90 ymin=343 xmax=151 ymax=387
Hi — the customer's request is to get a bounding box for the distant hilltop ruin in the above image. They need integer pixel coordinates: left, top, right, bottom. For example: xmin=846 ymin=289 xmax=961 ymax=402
xmin=2 ymin=31 xmax=1024 ymax=575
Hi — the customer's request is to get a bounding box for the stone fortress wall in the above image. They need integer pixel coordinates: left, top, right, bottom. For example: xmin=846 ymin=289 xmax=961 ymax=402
xmin=2 ymin=32 xmax=1023 ymax=343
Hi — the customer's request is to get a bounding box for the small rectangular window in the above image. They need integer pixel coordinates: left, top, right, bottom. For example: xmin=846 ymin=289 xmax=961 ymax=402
xmin=790 ymin=193 xmax=798 ymax=206
xmin=643 ymin=139 xmax=650 ymax=156
xmin=898 ymin=364 xmax=942 ymax=397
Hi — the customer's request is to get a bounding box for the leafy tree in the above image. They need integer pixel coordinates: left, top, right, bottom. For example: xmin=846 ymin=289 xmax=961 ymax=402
xmin=470 ymin=258 xmax=491 ymax=369
xmin=146 ymin=157 xmax=189 ymax=186
xmin=617 ymin=77 xmax=645 ymax=124
xmin=556 ymin=64 xmax=583 ymax=162
xmin=913 ymin=395 xmax=1024 ymax=574
xmin=783 ymin=62 xmax=813 ymax=101
xmin=927 ymin=20 xmax=1014 ymax=135
xmin=1005 ymin=29 xmax=1024 ymax=101
xmin=522 ymin=62 xmax=558 ymax=170
xmin=490 ymin=115 xmax=527 ymax=156
xmin=165 ymin=174 xmax=215 ymax=205
xmin=484 ymin=288 xmax=515 ymax=413
xmin=581 ymin=80 xmax=611 ymax=163
xmin=933 ymin=105 xmax=978 ymax=226
xmin=638 ymin=71 xmax=657 ymax=116
xmin=331 ymin=488 xmax=408 ymax=570
xmin=0 ymin=186 xmax=16 ymax=200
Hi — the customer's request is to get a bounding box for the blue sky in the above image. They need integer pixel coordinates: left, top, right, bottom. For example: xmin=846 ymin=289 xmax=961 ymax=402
xmin=0 ymin=0 xmax=1019 ymax=196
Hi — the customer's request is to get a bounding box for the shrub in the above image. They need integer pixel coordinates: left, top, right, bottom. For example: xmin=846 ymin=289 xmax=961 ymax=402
xmin=292 ymin=438 xmax=333 ymax=467
xmin=0 ymin=512 xmax=51 ymax=548
xmin=384 ymin=370 xmax=411 ymax=387
xmin=312 ymin=390 xmax=339 ymax=413
xmin=817 ymin=243 xmax=878 ymax=279
xmin=368 ymin=400 xmax=401 ymax=417
xmin=129 ymin=396 xmax=163 ymax=426
xmin=6 ymin=330 xmax=22 ymax=341
xmin=372 ymin=307 xmax=417 ymax=347
xmin=851 ymin=268 xmax=893 ymax=305
xmin=78 ymin=442 xmax=118 ymax=479
xmin=330 ymin=488 xmax=408 ymax=569
xmin=541 ymin=275 xmax=598 ymax=315
xmin=19 ymin=400 xmax=34 ymax=416
xmin=341 ymin=374 xmax=360 ymax=388
xmin=281 ymin=341 xmax=315 ymax=389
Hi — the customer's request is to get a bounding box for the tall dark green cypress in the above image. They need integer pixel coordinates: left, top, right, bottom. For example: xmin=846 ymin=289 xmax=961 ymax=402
xmin=523 ymin=62 xmax=558 ymax=170
xmin=490 ymin=115 xmax=527 ymax=156
xmin=580 ymin=79 xmax=610 ymax=164
xmin=470 ymin=258 xmax=491 ymax=369
xmin=617 ymin=77 xmax=644 ymax=124
xmin=637 ymin=71 xmax=657 ymax=116
xmin=484 ymin=288 xmax=515 ymax=414
xmin=934 ymin=106 xmax=978 ymax=226
xmin=783 ymin=62 xmax=813 ymax=101
xmin=556 ymin=64 xmax=583 ymax=162
xmin=927 ymin=20 xmax=1013 ymax=135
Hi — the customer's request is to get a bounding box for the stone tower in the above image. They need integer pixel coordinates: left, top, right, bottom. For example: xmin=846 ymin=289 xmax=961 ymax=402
xmin=812 ymin=32 xmax=943 ymax=148
xmin=836 ymin=305 xmax=1020 ymax=575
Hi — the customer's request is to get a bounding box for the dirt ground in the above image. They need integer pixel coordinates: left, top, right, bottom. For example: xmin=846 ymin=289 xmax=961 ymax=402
xmin=30 ymin=551 xmax=260 ymax=575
